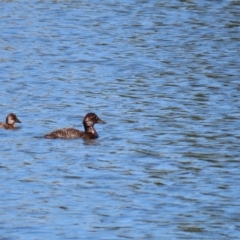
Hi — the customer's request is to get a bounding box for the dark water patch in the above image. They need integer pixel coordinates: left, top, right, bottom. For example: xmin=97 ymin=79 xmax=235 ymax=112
xmin=63 ymin=175 xmax=81 ymax=179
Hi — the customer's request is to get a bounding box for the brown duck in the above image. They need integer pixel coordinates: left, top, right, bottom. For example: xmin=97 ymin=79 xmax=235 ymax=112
xmin=44 ymin=113 xmax=106 ymax=139
xmin=0 ymin=113 xmax=21 ymax=130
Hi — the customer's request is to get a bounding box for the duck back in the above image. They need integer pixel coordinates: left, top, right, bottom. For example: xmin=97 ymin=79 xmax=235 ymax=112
xmin=44 ymin=128 xmax=85 ymax=139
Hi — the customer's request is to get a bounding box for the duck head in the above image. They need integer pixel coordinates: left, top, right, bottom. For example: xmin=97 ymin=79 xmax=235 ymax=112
xmin=83 ymin=113 xmax=106 ymax=131
xmin=6 ymin=113 xmax=21 ymax=125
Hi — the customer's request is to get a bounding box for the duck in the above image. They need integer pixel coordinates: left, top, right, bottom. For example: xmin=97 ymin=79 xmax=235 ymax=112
xmin=44 ymin=113 xmax=106 ymax=139
xmin=0 ymin=113 xmax=21 ymax=130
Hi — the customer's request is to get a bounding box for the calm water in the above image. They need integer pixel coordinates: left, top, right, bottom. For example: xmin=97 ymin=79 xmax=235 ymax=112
xmin=0 ymin=0 xmax=240 ymax=239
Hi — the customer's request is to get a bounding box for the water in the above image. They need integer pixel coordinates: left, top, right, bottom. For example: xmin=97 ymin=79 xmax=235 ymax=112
xmin=0 ymin=0 xmax=240 ymax=239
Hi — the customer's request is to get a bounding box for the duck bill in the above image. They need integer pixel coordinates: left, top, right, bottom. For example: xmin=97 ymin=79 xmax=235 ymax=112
xmin=97 ymin=118 xmax=106 ymax=124
xmin=16 ymin=118 xmax=21 ymax=123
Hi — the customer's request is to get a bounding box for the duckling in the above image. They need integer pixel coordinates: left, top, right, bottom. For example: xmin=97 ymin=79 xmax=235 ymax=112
xmin=44 ymin=113 xmax=106 ymax=139
xmin=0 ymin=113 xmax=21 ymax=130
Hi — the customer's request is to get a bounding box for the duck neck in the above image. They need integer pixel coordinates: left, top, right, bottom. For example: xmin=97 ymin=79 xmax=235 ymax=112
xmin=84 ymin=125 xmax=98 ymax=138
xmin=5 ymin=124 xmax=14 ymax=129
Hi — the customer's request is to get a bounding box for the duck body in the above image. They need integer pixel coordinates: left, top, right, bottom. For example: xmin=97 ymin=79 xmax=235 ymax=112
xmin=44 ymin=128 xmax=96 ymax=139
xmin=0 ymin=113 xmax=21 ymax=130
xmin=44 ymin=113 xmax=105 ymax=139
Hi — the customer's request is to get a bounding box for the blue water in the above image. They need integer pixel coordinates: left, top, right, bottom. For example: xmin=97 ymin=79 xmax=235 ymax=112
xmin=0 ymin=0 xmax=240 ymax=239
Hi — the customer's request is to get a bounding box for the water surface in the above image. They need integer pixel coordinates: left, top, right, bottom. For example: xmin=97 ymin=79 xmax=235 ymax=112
xmin=0 ymin=0 xmax=240 ymax=239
